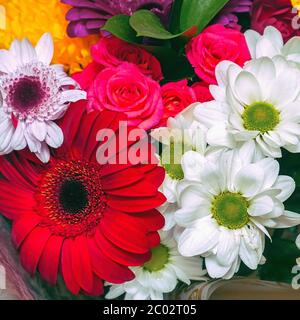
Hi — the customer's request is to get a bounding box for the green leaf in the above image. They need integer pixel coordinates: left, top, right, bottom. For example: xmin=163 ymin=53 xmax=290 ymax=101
xmin=130 ymin=10 xmax=196 ymax=40
xmin=259 ymin=238 xmax=300 ymax=284
xmin=179 ymin=0 xmax=230 ymax=33
xmin=102 ymin=14 xmax=141 ymax=44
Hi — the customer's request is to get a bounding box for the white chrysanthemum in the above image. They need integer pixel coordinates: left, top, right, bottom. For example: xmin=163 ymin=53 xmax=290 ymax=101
xmin=245 ymin=26 xmax=300 ymax=65
xmin=195 ymin=56 xmax=300 ymax=158
xmin=0 ymin=33 xmax=86 ymax=162
xmin=105 ymin=231 xmax=207 ymax=300
xmin=176 ymin=150 xmax=300 ymax=279
xmin=151 ymin=105 xmax=208 ymax=230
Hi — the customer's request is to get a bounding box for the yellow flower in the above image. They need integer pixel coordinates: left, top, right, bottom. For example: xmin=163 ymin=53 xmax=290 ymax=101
xmin=0 ymin=0 xmax=99 ymax=74
xmin=292 ymin=0 xmax=300 ymax=14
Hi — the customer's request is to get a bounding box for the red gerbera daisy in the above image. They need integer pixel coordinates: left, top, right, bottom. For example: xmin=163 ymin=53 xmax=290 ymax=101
xmin=0 ymin=102 xmax=166 ymax=296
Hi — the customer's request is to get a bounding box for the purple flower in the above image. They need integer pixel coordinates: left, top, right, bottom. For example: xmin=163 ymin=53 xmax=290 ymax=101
xmin=61 ymin=0 xmax=174 ymax=37
xmin=214 ymin=0 xmax=253 ymax=30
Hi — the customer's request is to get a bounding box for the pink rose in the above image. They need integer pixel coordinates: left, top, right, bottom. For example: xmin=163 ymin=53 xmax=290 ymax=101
xmin=186 ymin=24 xmax=251 ymax=84
xmin=157 ymin=80 xmax=197 ymax=127
xmin=73 ymin=61 xmax=104 ymax=90
xmin=91 ymin=36 xmax=163 ymax=81
xmin=191 ymin=82 xmax=214 ymax=103
xmin=87 ymin=63 xmax=163 ymax=130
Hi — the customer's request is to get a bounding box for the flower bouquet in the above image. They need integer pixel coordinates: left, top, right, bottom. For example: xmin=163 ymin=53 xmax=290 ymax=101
xmin=0 ymin=0 xmax=299 ymax=301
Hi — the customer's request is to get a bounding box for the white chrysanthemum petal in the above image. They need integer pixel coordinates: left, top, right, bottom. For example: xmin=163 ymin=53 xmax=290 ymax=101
xmin=35 ymin=33 xmax=54 ymax=65
xmin=268 ymin=70 xmax=300 ymax=107
xmin=273 ymin=176 xmax=296 ymax=202
xmin=178 ymin=216 xmax=220 ymax=257
xmin=245 ymin=29 xmax=260 ymax=58
xmin=205 ymin=254 xmax=232 ymax=278
xmin=175 ymin=205 xmax=210 ymax=227
xmin=256 ymin=37 xmax=279 ymax=59
xmin=105 ymin=285 xmax=126 ymax=300
xmin=216 ymin=228 xmax=240 ymax=266
xmin=248 ymin=195 xmax=274 ymax=217
xmin=215 ymin=60 xmax=235 ymax=88
xmin=256 ymin=158 xmax=279 ymax=189
xmin=234 ymin=71 xmax=262 ymax=105
xmin=181 ymin=151 xmax=205 ymax=181
xmin=264 ymin=26 xmax=284 ymax=49
xmin=239 ymin=227 xmax=262 ymax=270
xmin=273 ymin=211 xmax=300 ymax=228
xmin=207 ymin=124 xmax=236 ymax=148
xmin=234 ymin=163 xmax=264 ymax=198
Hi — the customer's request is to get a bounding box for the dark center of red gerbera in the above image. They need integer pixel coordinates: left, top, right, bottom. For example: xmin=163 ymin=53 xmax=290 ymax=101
xmin=59 ymin=179 xmax=89 ymax=214
xmin=36 ymin=160 xmax=106 ymax=237
xmin=8 ymin=76 xmax=46 ymax=113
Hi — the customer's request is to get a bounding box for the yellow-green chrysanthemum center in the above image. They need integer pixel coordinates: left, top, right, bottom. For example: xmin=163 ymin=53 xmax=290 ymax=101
xmin=161 ymin=142 xmax=192 ymax=180
xmin=242 ymin=102 xmax=280 ymax=133
xmin=143 ymin=244 xmax=169 ymax=272
xmin=212 ymin=192 xmax=249 ymax=229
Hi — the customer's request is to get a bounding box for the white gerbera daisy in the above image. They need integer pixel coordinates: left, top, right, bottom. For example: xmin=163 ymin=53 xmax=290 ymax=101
xmin=0 ymin=33 xmax=86 ymax=162
xmin=195 ymin=56 xmax=300 ymax=158
xmin=176 ymin=150 xmax=300 ymax=279
xmin=105 ymin=231 xmax=207 ymax=300
xmin=245 ymin=26 xmax=300 ymax=65
xmin=151 ymin=105 xmax=208 ymax=230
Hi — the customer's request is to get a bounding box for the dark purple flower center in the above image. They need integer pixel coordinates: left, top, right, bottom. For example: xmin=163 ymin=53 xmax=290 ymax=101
xmin=9 ymin=76 xmax=46 ymax=113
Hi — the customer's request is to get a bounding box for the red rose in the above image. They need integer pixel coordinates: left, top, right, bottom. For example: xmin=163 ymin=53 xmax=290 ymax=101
xmin=87 ymin=63 xmax=163 ymax=130
xmin=157 ymin=80 xmax=197 ymax=127
xmin=251 ymin=0 xmax=300 ymax=42
xmin=191 ymin=82 xmax=214 ymax=103
xmin=91 ymin=36 xmax=163 ymax=81
xmin=186 ymin=24 xmax=251 ymax=84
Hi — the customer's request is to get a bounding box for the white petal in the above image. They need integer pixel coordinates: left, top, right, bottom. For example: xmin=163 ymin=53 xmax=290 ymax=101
xmin=244 ymin=29 xmax=260 ymax=58
xmin=205 ymin=254 xmax=232 ymax=279
xmin=256 ymin=135 xmax=282 ymax=158
xmin=35 ymin=143 xmax=50 ymax=163
xmin=10 ymin=123 xmax=26 ymax=150
xmin=175 ymin=205 xmax=210 ymax=227
xmin=178 ymin=216 xmax=220 ymax=257
xmin=60 ymin=90 xmax=87 ymax=104
xmin=273 ymin=175 xmax=296 ymax=202
xmin=239 ymin=227 xmax=262 ymax=270
xmin=0 ymin=50 xmax=17 ymax=73
xmin=106 ymin=285 xmax=126 ymax=300
xmin=45 ymin=122 xmax=64 ymax=148
xmin=273 ymin=211 xmax=300 ymax=228
xmin=181 ymin=151 xmax=205 ymax=181
xmin=215 ymin=60 xmax=235 ymax=87
xmin=234 ymin=163 xmax=264 ymax=198
xmin=35 ymin=33 xmax=54 ymax=65
xmin=194 ymin=101 xmax=228 ymax=129
xmin=248 ymin=195 xmax=274 ymax=216
xmin=234 ymin=71 xmax=262 ymax=105
xmin=216 ymin=228 xmax=240 ymax=266
xmin=207 ymin=123 xmax=235 ymax=148
xmin=264 ymin=26 xmax=284 ymax=50
xmin=20 ymin=39 xmax=37 ymax=64
xmin=256 ymin=37 xmax=280 ymax=59
xmin=256 ymin=157 xmax=279 ymax=189
xmin=268 ymin=69 xmax=300 ymax=108
xmin=30 ymin=120 xmax=47 ymax=141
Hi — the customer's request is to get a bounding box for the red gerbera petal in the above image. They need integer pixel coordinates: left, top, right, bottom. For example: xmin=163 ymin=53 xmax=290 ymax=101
xmin=61 ymin=239 xmax=80 ymax=295
xmin=38 ymin=235 xmax=64 ymax=285
xmin=71 ymin=236 xmax=94 ymax=294
xmin=20 ymin=227 xmax=52 ymax=275
xmin=88 ymin=238 xmax=135 ymax=284
xmin=12 ymin=215 xmax=41 ymax=248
